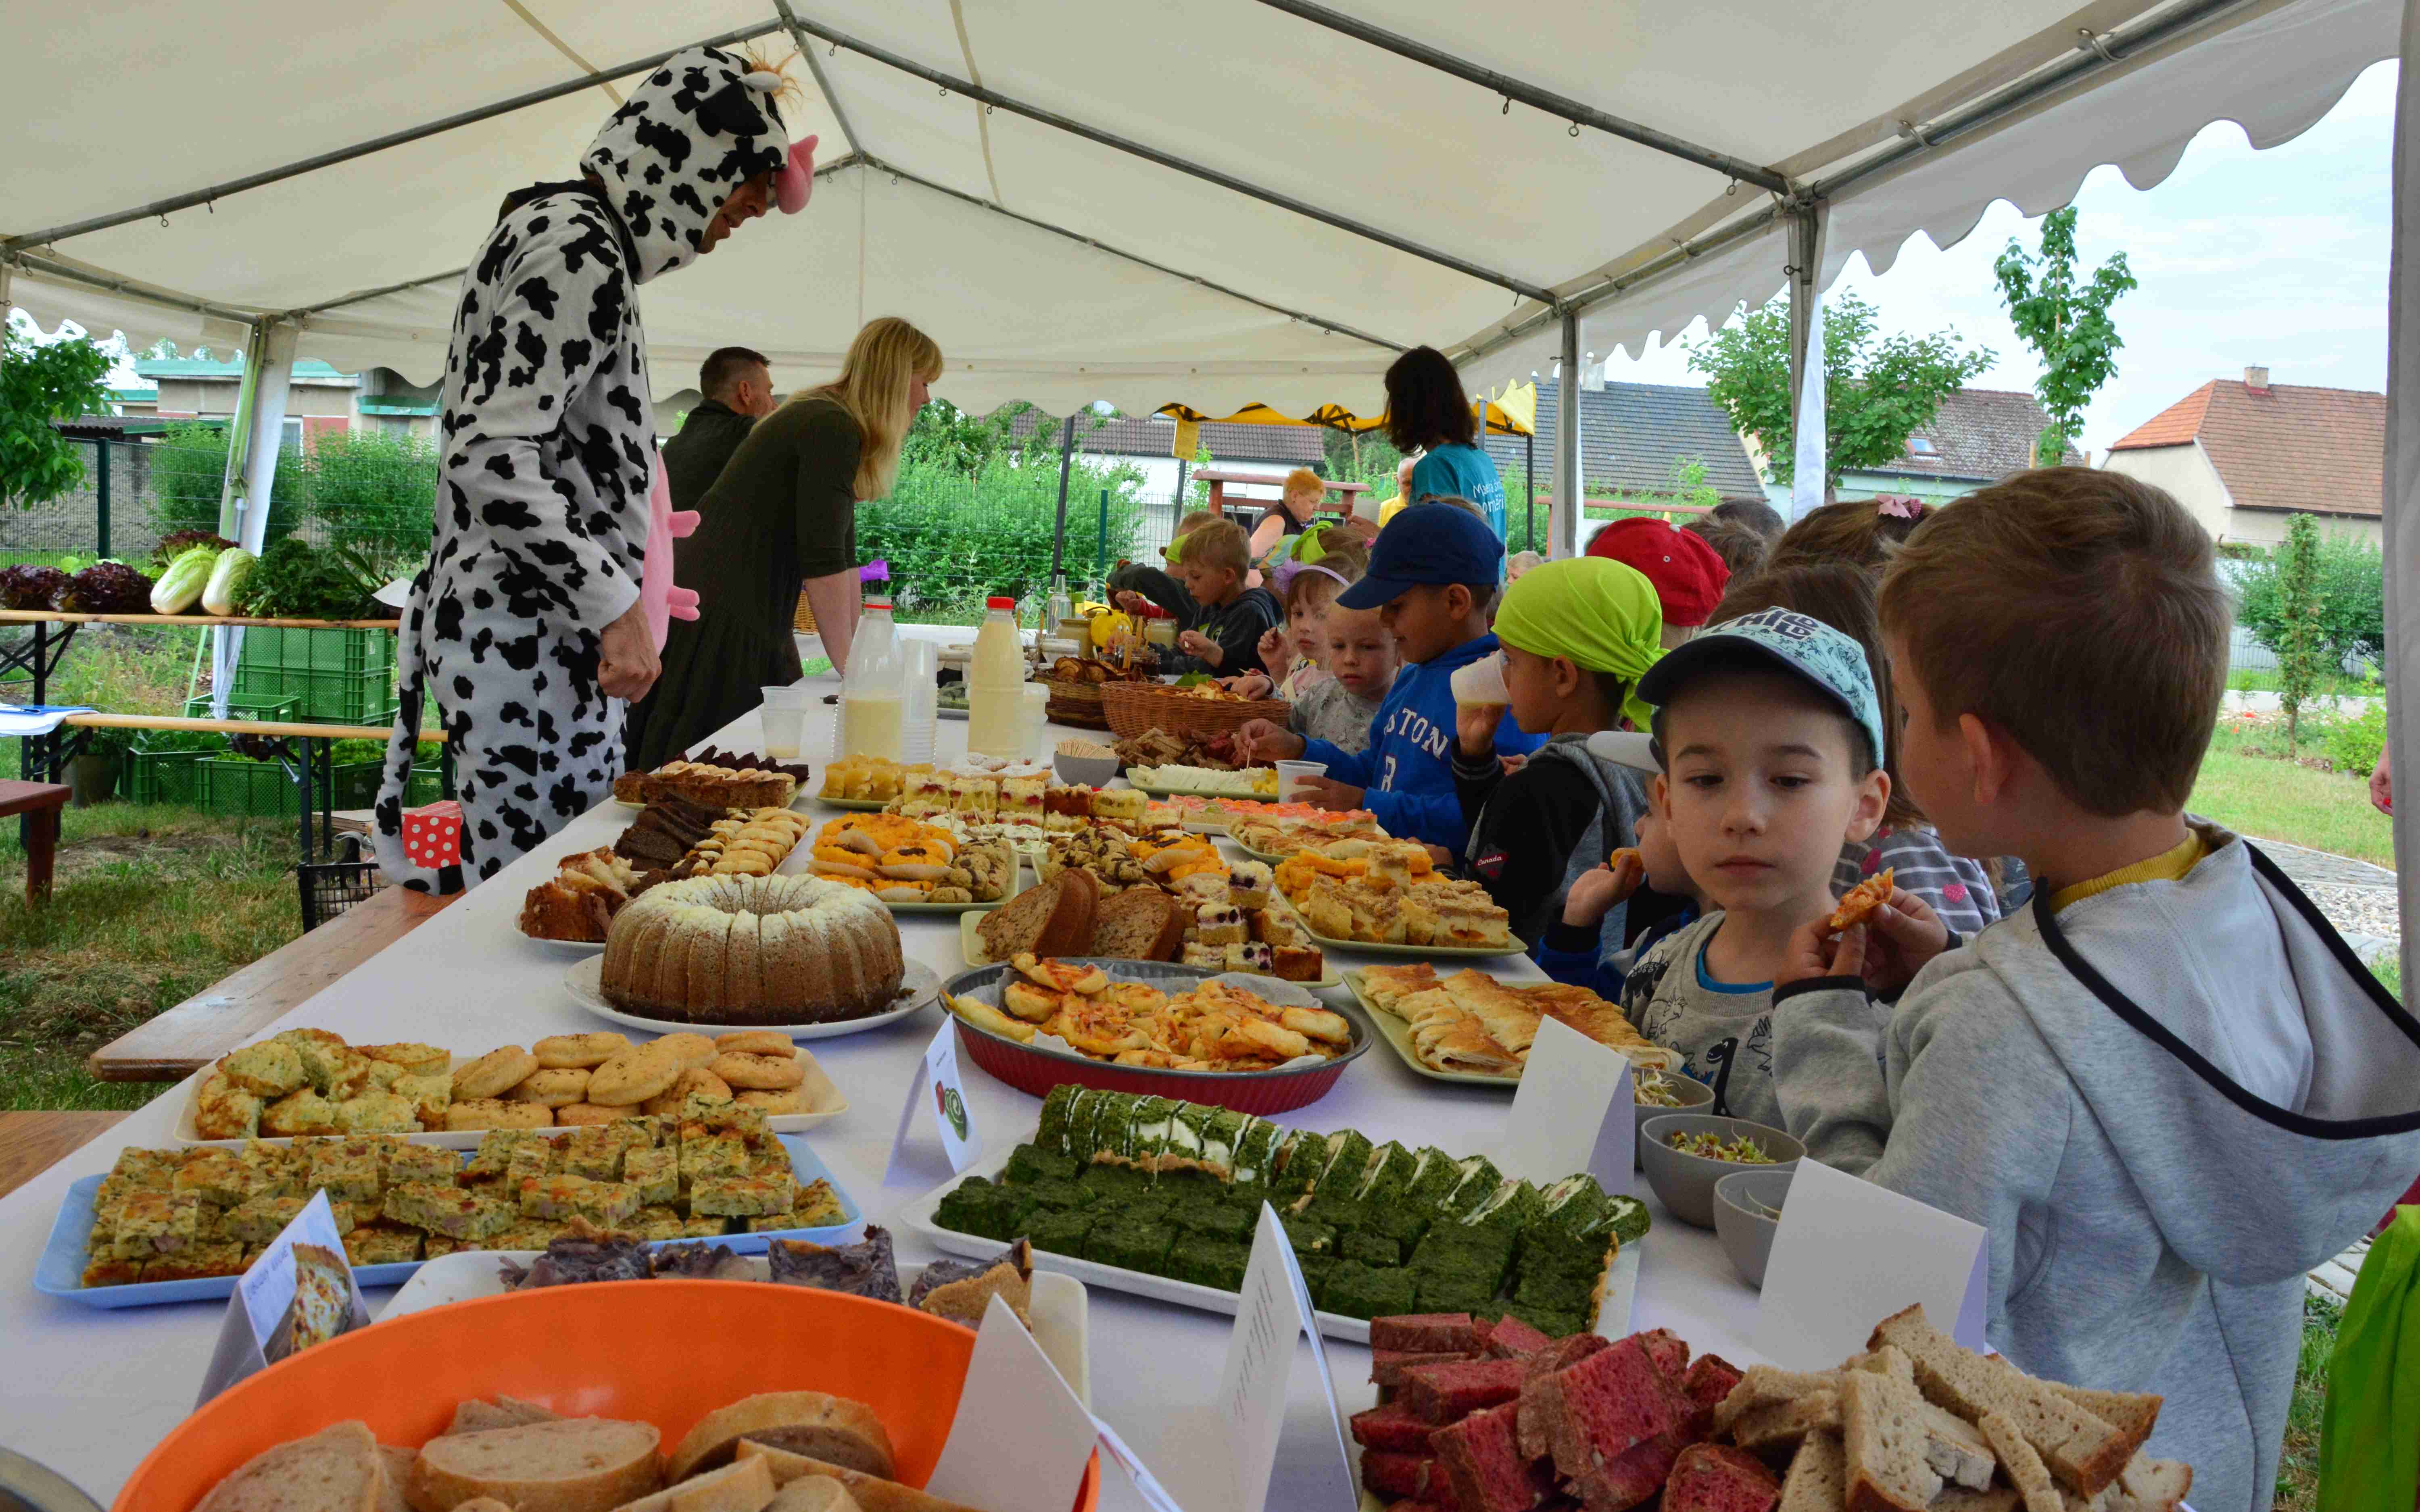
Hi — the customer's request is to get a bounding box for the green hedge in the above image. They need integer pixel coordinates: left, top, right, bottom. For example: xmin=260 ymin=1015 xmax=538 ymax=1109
xmin=861 ymin=453 xmax=1147 ymax=622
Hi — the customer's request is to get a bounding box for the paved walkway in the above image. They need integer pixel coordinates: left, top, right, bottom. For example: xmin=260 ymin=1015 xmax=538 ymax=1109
xmin=2245 ymin=836 xmax=2401 ymax=966
xmin=2224 ymin=690 xmax=2379 ymax=715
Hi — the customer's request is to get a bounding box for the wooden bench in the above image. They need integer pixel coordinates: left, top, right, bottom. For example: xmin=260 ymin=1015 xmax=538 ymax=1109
xmin=0 ymin=779 xmax=72 ymax=903
xmin=0 ymin=1111 xmax=128 ymax=1200
xmin=88 ymin=885 xmax=457 ymax=1082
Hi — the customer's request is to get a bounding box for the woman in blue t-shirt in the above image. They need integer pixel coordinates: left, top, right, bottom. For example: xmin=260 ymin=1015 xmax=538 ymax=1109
xmin=1384 ymin=346 xmax=1507 ymax=544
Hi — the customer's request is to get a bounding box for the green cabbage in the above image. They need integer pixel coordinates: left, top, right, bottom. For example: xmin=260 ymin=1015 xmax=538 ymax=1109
xmin=201 ymin=547 xmax=258 ymax=616
xmin=149 ymin=546 xmax=220 ymax=614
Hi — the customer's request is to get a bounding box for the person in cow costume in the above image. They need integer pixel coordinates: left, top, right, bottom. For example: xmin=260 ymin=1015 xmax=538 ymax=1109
xmin=376 ymin=45 xmax=816 ymax=890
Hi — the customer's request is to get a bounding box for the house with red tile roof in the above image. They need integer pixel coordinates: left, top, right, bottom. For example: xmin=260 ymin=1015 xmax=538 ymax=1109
xmin=2101 ymin=367 xmax=2383 ymax=547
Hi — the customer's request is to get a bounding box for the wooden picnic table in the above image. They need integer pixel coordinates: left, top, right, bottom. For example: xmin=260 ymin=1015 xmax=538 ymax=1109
xmin=1191 ymin=467 xmax=1371 ymax=519
xmin=0 ymin=1112 xmax=127 ymax=1202
xmin=0 ymin=780 xmax=69 ymax=903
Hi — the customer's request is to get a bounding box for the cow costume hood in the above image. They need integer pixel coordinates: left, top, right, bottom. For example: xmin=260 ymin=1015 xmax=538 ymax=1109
xmin=580 ymin=44 xmax=791 ymax=283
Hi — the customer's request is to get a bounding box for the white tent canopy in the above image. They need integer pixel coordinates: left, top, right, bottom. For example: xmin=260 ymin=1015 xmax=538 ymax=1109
xmin=2 ymin=0 xmax=2399 ymax=419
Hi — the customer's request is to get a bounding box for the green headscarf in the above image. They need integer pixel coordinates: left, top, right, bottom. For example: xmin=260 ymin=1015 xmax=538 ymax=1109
xmin=1492 ymin=556 xmax=1665 ymax=729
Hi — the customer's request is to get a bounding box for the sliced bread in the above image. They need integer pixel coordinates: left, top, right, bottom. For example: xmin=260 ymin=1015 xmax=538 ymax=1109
xmin=2049 ymin=1385 xmax=2163 ymax=1458
xmin=200 ymin=1421 xmax=386 ymax=1512
xmin=1777 ymin=1431 xmax=1847 ymax=1512
xmin=1733 ymin=1389 xmax=1842 ymax=1455
xmin=2113 ymin=1454 xmax=2193 ymax=1512
xmin=1930 ymin=1491 xmax=2020 ymax=1512
xmin=446 ymin=1398 xmax=560 ymax=1436
xmin=605 ymin=1456 xmax=776 ymax=1512
xmin=1867 ymin=1305 xmax=2140 ymax=1495
xmin=1714 ymin=1366 xmax=1844 ymax=1435
xmin=1840 ymin=1368 xmax=1943 ymax=1512
xmin=732 ymin=1447 xmax=985 ymax=1512
xmin=1977 ymin=1412 xmax=2061 ymax=1512
xmin=665 ymin=1393 xmax=894 ymax=1483
xmin=766 ymin=1479 xmax=862 ymax=1512
xmin=1914 ymin=1397 xmax=1996 ymax=1491
xmin=378 ymin=1448 xmax=417 ymax=1512
xmin=407 ymin=1418 xmax=662 ymax=1512
xmin=978 ymin=871 xmax=1097 ymax=964
xmin=1089 ymin=887 xmax=1188 ymax=961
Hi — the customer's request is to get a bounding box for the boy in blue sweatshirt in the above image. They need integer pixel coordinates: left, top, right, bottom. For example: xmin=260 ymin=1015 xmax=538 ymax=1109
xmin=1236 ymin=502 xmax=1540 ymax=853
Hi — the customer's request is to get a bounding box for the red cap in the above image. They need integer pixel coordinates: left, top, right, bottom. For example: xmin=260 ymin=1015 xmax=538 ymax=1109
xmin=986 ymin=596 xmax=1016 ymax=610
xmin=1584 ymin=517 xmax=1729 ymax=627
xmin=864 ymin=599 xmax=892 ymax=611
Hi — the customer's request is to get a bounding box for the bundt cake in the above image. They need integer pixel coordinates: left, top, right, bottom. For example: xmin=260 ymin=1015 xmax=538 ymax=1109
xmin=600 ymin=874 xmax=907 ymax=1025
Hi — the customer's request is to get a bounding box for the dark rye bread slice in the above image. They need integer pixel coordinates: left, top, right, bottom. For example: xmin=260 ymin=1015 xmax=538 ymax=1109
xmin=1089 ymin=887 xmax=1189 ymax=960
xmin=978 ymin=868 xmax=1098 ymax=964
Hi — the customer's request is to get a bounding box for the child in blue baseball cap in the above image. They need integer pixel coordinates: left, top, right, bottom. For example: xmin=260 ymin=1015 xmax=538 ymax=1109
xmin=1236 ymin=502 xmax=1542 ymax=853
xmin=1585 ymin=606 xmax=1892 ymax=1132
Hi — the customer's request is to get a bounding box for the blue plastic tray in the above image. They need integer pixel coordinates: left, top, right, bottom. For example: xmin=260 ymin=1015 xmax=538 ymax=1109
xmin=33 ymin=1134 xmax=859 ymax=1310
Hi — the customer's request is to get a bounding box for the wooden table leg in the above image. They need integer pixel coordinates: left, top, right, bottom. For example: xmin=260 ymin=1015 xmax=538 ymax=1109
xmin=23 ymin=801 xmax=58 ymax=904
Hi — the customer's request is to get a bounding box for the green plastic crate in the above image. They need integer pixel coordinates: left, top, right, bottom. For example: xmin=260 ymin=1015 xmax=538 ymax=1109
xmin=405 ymin=764 xmax=444 ymax=806
xmin=234 ymin=627 xmax=398 ymax=724
xmin=125 ymin=749 xmax=208 ymax=806
xmin=236 ymin=627 xmax=394 ymax=676
xmin=170 ymin=694 xmax=300 ymax=729
xmin=198 ymin=757 xmax=384 ymax=818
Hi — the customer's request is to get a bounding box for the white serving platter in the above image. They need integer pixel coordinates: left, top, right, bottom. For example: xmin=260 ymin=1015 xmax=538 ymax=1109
xmin=565 ymin=958 xmax=941 ymax=1040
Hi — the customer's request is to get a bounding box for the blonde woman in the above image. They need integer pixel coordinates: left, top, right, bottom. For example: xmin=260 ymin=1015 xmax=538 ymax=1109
xmin=628 ymin=315 xmax=940 ymax=769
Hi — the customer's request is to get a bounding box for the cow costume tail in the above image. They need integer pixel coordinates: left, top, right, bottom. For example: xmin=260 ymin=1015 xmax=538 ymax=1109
xmin=373 ymin=44 xmax=794 ymax=893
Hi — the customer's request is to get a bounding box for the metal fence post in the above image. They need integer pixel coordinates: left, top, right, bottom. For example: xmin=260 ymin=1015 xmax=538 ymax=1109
xmin=1096 ymin=488 xmax=1109 ymax=584
xmin=94 ymin=439 xmax=111 ymax=560
xmin=1050 ymin=414 xmax=1076 ymax=582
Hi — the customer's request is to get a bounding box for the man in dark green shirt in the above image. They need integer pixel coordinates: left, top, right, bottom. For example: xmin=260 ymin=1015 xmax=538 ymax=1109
xmin=661 ymin=346 xmax=776 ymax=513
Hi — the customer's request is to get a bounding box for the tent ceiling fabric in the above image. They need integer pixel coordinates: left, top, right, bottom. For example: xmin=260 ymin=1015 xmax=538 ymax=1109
xmin=3 ymin=0 xmax=2398 ymax=415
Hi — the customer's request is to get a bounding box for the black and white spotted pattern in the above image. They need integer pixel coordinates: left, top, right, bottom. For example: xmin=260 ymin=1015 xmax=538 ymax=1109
xmin=374 ymin=45 xmax=790 ymax=891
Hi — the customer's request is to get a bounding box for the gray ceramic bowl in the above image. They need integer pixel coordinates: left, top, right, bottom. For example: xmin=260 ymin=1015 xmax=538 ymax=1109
xmin=1630 ymin=1069 xmax=1715 ymax=1168
xmin=1054 ymin=751 xmax=1120 ymax=788
xmin=1713 ymin=1167 xmax=1796 ymax=1289
xmin=1639 ymin=1113 xmax=1804 ymax=1229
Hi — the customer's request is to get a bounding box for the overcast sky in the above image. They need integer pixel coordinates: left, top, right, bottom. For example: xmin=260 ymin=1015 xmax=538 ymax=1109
xmin=1598 ymin=59 xmax=2399 ymax=458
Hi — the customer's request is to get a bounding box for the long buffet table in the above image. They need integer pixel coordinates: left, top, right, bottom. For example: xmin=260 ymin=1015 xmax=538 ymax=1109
xmin=0 ymin=696 xmax=1763 ymax=1511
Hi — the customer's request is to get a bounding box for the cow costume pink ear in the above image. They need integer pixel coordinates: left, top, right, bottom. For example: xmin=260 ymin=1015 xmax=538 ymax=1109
xmin=776 ymin=134 xmax=818 ymax=215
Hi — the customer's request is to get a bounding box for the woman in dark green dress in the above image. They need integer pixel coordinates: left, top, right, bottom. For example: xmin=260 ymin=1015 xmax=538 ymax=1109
xmin=629 ymin=316 xmax=942 ymax=769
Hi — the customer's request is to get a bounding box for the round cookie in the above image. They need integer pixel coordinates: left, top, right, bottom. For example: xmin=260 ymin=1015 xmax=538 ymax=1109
xmin=714 ymin=1030 xmax=794 ymax=1057
xmin=587 ymin=1043 xmax=683 ymax=1107
xmin=654 ymin=1032 xmax=719 ymax=1068
xmin=551 ymin=1102 xmax=622 ymax=1127
xmin=507 ymin=1067 xmax=592 ymax=1108
xmin=712 ymin=1051 xmax=805 ymax=1091
xmin=453 ymin=1046 xmax=540 ymax=1100
xmin=735 ymin=1088 xmax=807 ymax=1114
xmin=444 ymin=1098 xmax=554 ymax=1131
xmin=359 ymin=1042 xmax=451 ymax=1075
xmin=532 ymin=1031 xmax=630 ymax=1070
xmin=640 ymin=1066 xmax=734 ymax=1117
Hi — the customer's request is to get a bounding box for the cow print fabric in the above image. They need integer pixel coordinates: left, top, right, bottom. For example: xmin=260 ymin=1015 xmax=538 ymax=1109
xmin=375 ymin=45 xmax=790 ymax=891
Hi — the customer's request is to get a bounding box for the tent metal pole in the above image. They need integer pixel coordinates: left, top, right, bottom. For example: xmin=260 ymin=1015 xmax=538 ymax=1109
xmin=1246 ymin=0 xmax=1789 ymax=194
xmin=1525 ymin=431 xmax=1535 ymax=553
xmin=1553 ymin=316 xmax=1581 ymax=558
xmin=860 ymin=156 xmax=1406 ymax=353
xmin=1051 ymin=414 xmax=1077 ymax=582
xmin=1784 ymin=206 xmax=1820 ymax=439
xmin=770 ymin=0 xmax=863 ymax=156
xmin=777 ymin=9 xmax=1557 ymax=305
xmin=0 ymin=19 xmax=787 ymax=255
xmin=2384 ymin=0 xmax=2420 ymax=995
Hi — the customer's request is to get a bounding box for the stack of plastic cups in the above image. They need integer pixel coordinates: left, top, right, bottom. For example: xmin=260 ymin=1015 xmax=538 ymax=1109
xmin=1020 ymin=683 xmax=1051 ymax=762
xmin=901 ymin=637 xmax=938 ymax=764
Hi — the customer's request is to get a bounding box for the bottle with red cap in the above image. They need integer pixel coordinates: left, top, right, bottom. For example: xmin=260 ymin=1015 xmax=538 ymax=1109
xmin=839 ymin=597 xmax=905 ymax=761
xmin=967 ymin=594 xmax=1026 ymax=757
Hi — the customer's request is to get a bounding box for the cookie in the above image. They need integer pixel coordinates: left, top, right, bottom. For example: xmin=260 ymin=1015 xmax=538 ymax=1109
xmin=713 ymin=1030 xmax=794 ymax=1057
xmin=506 ymin=1068 xmax=592 ymax=1108
xmin=654 ymin=1032 xmax=719 ymax=1068
xmin=586 ymin=1043 xmax=683 ymax=1106
xmin=712 ymin=1052 xmax=805 ymax=1091
xmin=453 ymin=1046 xmax=540 ymax=1100
xmin=735 ymin=1088 xmax=807 ymax=1114
xmin=532 ymin=1032 xmax=630 ymax=1070
xmin=444 ymin=1098 xmax=555 ymax=1132
xmin=551 ymin=1102 xmax=623 ymax=1127
xmin=640 ymin=1066 xmax=733 ymax=1117
xmin=359 ymin=1042 xmax=451 ymax=1075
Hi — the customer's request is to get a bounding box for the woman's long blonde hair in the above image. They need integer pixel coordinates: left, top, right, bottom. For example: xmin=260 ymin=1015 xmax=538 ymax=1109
xmin=797 ymin=316 xmax=942 ymax=500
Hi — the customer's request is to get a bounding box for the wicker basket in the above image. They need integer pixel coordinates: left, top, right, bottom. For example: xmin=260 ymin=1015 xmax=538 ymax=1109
xmin=1100 ymin=681 xmax=1291 ymax=740
xmin=1042 ymin=676 xmax=1113 ymax=730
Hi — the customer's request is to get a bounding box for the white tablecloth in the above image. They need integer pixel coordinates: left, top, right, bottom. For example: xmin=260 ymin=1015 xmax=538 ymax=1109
xmin=0 ymin=704 xmax=1763 ymax=1510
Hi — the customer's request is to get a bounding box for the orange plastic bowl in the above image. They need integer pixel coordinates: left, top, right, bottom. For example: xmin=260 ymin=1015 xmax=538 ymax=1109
xmin=114 ymin=1281 xmax=1099 ymax=1512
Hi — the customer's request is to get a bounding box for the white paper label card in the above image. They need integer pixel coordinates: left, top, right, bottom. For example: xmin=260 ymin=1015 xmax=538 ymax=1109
xmin=1752 ymin=1158 xmax=1989 ymax=1370
xmin=1214 ymin=1204 xmax=1356 ymax=1512
xmin=1093 ymin=1415 xmax=1187 ymax=1512
xmin=885 ymin=1020 xmax=981 ymax=1184
xmin=197 ymin=1190 xmax=369 ymax=1406
xmin=928 ymin=1294 xmax=1099 ymax=1512
xmin=1268 ymin=1208 xmax=1356 ymax=1506
xmin=1499 ymin=1014 xmax=1638 ymax=1197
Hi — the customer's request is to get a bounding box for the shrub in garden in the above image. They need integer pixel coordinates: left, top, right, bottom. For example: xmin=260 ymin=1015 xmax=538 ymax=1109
xmin=2272 ymin=514 xmax=2330 ymax=756
xmin=2324 ymin=689 xmax=2389 ymax=776
xmin=305 ymin=429 xmax=438 ymax=557
xmin=146 ymin=422 xmax=305 ymax=546
xmin=860 ymin=452 xmax=1146 ymax=621
xmin=2237 ymin=521 xmax=2384 ymax=672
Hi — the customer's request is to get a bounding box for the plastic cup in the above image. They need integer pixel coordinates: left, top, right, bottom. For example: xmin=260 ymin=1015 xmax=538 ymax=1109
xmin=759 ymin=683 xmax=812 ymax=760
xmin=1450 ymin=652 xmax=1510 ymax=710
xmin=1275 ymin=759 xmax=1329 ymax=802
xmin=1020 ymin=683 xmax=1051 ymax=761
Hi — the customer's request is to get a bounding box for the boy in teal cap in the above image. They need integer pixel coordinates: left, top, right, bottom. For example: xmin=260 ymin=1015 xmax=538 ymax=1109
xmin=1454 ymin=556 xmax=1666 ymax=952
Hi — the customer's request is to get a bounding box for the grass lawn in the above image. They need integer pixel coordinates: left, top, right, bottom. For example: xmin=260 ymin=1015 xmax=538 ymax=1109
xmin=2278 ymin=1293 xmax=2345 ymax=1512
xmin=2189 ymin=722 xmax=2395 ymax=870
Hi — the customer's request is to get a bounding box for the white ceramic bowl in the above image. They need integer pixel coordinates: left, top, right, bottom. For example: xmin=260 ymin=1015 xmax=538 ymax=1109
xmin=1712 ymin=1166 xmax=1796 ymax=1288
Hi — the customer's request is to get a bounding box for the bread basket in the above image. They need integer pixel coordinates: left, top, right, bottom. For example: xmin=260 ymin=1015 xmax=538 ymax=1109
xmin=1100 ymin=681 xmax=1289 ymax=740
xmin=1041 ymin=675 xmax=1113 ymax=730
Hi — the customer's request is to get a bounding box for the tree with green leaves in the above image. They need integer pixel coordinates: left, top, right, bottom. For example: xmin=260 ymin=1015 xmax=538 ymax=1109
xmin=1993 ymin=206 xmax=2136 ymax=466
xmin=0 ymin=320 xmax=113 ymax=511
xmin=1687 ymin=291 xmax=1992 ymax=493
xmin=2274 ymin=513 xmax=2329 ymax=756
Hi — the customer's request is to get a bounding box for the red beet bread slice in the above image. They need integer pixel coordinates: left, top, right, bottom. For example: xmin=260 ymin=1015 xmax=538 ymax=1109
xmin=1371 ymin=1313 xmax=1483 ymax=1353
xmin=1376 ymin=1349 xmax=1477 ymax=1387
xmin=1482 ymin=1314 xmax=1554 ymax=1360
xmin=1663 ymin=1443 xmax=1782 ymax=1512
xmin=1353 ymin=1404 xmax=1443 ymax=1454
xmin=1681 ymin=1354 xmax=1744 ymax=1437
xmin=1514 ymin=1335 xmax=1611 ymax=1460
xmin=1575 ymin=1430 xmax=1684 ymax=1512
xmin=1434 ymin=1401 xmax=1554 ymax=1512
xmin=1401 ymin=1358 xmax=1531 ymax=1424
xmin=1632 ymin=1327 xmax=1691 ymax=1381
xmin=1529 ymin=1336 xmax=1681 ymax=1477
xmin=1363 ymin=1451 xmax=1452 ymax=1501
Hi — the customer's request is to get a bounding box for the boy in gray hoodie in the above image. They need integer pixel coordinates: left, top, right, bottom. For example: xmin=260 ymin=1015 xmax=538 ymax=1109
xmin=1770 ymin=468 xmax=2420 ymax=1512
